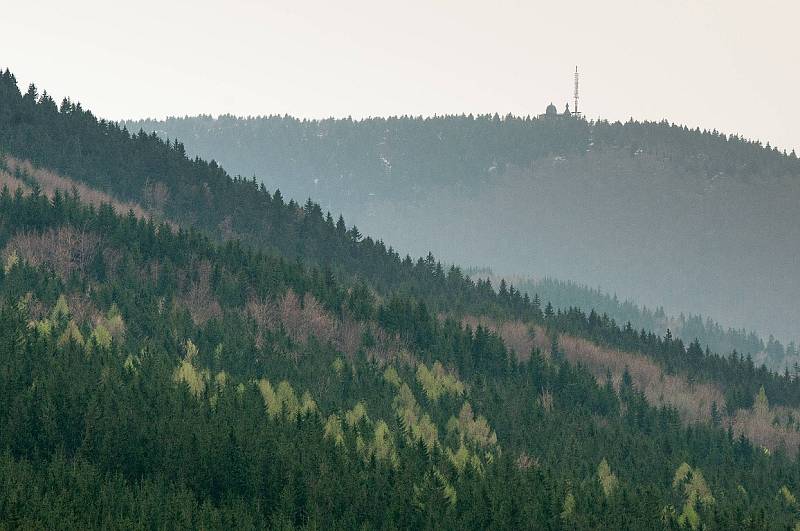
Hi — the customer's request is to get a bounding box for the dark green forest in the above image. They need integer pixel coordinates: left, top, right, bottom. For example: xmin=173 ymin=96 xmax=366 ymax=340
xmin=1 ymin=160 xmax=800 ymax=529
xmin=2 ymin=68 xmax=800 ymax=528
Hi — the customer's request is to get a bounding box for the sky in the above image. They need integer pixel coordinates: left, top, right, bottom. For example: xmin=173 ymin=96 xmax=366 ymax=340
xmin=1 ymin=0 xmax=798 ymax=152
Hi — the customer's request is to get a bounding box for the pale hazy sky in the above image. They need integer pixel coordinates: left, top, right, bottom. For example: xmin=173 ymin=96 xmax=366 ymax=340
xmin=2 ymin=0 xmax=798 ymax=152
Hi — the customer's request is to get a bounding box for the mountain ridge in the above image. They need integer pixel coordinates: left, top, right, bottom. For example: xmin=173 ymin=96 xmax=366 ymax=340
xmin=122 ymin=112 xmax=800 ymax=347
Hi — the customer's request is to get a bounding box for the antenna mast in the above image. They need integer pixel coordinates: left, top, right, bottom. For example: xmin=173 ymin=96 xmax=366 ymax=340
xmin=573 ymin=66 xmax=580 ymax=118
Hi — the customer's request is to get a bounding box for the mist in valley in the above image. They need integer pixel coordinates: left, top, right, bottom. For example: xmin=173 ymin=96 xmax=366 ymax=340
xmin=125 ymin=114 xmax=800 ymax=359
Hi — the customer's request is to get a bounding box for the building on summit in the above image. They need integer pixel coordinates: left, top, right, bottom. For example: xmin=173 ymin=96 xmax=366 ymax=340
xmin=539 ymin=102 xmax=573 ymax=119
xmin=540 ymin=67 xmax=582 ymax=119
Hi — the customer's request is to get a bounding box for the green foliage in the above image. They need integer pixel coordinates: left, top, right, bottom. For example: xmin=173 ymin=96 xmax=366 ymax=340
xmin=345 ymin=401 xmax=369 ymax=428
xmin=673 ymin=462 xmax=692 ymax=489
xmin=780 ymin=486 xmax=797 ymax=508
xmin=451 ymin=402 xmax=497 ymax=449
xmin=672 ymin=463 xmax=715 ymax=530
xmin=90 ymin=323 xmax=112 ymax=349
xmin=393 ymin=383 xmax=439 ymax=452
xmin=58 ymin=320 xmax=84 ymax=347
xmin=323 ymin=414 xmax=345 ymax=447
xmin=561 ymin=492 xmax=576 ymax=521
xmin=678 ymin=500 xmax=700 ymax=530
xmin=755 ymin=385 xmax=770 ymax=416
xmin=597 ymin=458 xmax=618 ymax=498
xmin=416 ymin=361 xmax=465 ymax=401
xmin=371 ymin=420 xmax=397 ymax=465
xmin=51 ymin=294 xmax=70 ymax=321
xmin=3 ymin=249 xmax=18 ymax=273
xmin=384 ymin=365 xmax=402 ymax=388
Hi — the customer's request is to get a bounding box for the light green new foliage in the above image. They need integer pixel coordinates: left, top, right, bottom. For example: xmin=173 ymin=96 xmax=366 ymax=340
xmin=384 ymin=365 xmax=402 ymax=388
xmin=323 ymin=414 xmax=345 ymax=447
xmin=454 ymin=402 xmax=497 ymax=448
xmin=4 ymin=249 xmax=18 ymax=273
xmin=672 ymin=462 xmax=692 ymax=489
xmin=780 ymin=486 xmax=798 ymax=507
xmin=672 ymin=463 xmax=714 ymax=530
xmin=687 ymin=470 xmax=714 ymax=507
xmin=597 ymin=458 xmax=618 ymax=498
xmin=446 ymin=444 xmax=471 ymax=473
xmin=258 ymin=379 xmax=307 ymax=420
xmin=561 ymin=493 xmax=576 ymax=521
xmin=185 ymin=339 xmax=199 ymax=361
xmin=300 ymin=391 xmax=317 ymax=415
xmin=257 ymin=379 xmax=279 ymax=418
xmin=446 ymin=416 xmax=460 ymax=434
xmin=104 ymin=304 xmax=125 ymax=337
xmin=394 ymin=383 xmax=418 ymax=429
xmin=392 ymin=383 xmax=439 ymax=451
xmin=416 ymin=363 xmax=440 ymax=401
xmin=174 ymin=359 xmax=209 ymax=398
xmin=332 ymin=357 xmax=345 ymax=376
xmin=411 ymin=414 xmax=439 ymax=452
xmin=91 ymin=323 xmax=112 ymax=349
xmin=86 ymin=305 xmax=126 ymax=351
xmin=123 ymin=354 xmax=140 ymax=374
xmin=51 ymin=295 xmax=70 ymax=321
xmin=372 ymin=420 xmax=397 ymax=465
xmin=416 ymin=362 xmax=464 ymax=401
xmin=33 ymin=319 xmax=51 ymax=337
xmin=660 ymin=505 xmax=677 ymax=525
xmin=276 ymin=381 xmax=300 ymax=419
xmin=345 ymin=402 xmax=369 ymax=427
xmin=678 ymin=500 xmax=700 ymax=530
xmin=433 ymin=469 xmax=457 ymax=507
xmin=58 ymin=320 xmax=84 ymax=347
xmin=356 ymin=434 xmax=367 ymax=456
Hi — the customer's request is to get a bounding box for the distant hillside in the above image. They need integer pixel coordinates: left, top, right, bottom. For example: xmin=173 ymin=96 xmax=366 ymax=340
xmin=7 ymin=68 xmax=800 ymax=527
xmin=472 ymin=271 xmax=795 ymax=368
xmin=123 ymin=114 xmax=800 ymax=347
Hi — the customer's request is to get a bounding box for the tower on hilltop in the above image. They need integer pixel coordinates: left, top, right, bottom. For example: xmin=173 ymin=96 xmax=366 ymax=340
xmin=539 ymin=67 xmax=583 ymax=119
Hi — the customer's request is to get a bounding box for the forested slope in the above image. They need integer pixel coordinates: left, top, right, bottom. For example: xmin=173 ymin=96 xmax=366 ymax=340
xmin=0 ymin=165 xmax=799 ymax=529
xmin=123 ymin=111 xmax=800 ymax=355
xmin=2 ymin=68 xmax=800 ymax=527
xmin=478 ymin=272 xmax=793 ymax=368
xmin=5 ymin=67 xmax=800 ymax=411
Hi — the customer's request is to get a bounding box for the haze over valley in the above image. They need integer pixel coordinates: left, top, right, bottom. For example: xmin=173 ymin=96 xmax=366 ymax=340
xmin=126 ymin=113 xmax=800 ymax=357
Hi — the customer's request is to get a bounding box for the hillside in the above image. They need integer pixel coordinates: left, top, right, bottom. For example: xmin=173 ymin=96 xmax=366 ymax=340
xmin=122 ymin=113 xmax=800 ymax=350
xmin=2 ymin=155 xmax=800 ymax=529
xmin=473 ymin=271 xmax=794 ymax=369
xmin=3 ymin=68 xmax=800 ymax=528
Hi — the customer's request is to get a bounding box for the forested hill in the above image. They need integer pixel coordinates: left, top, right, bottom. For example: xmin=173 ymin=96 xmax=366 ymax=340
xmin=123 ymin=112 xmax=800 ymax=350
xmin=475 ymin=272 xmax=796 ymax=369
xmin=5 ymin=67 xmax=800 ymax=527
xmin=2 ymin=158 xmax=800 ymax=528
xmin=124 ymin=113 xmax=799 ymax=195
